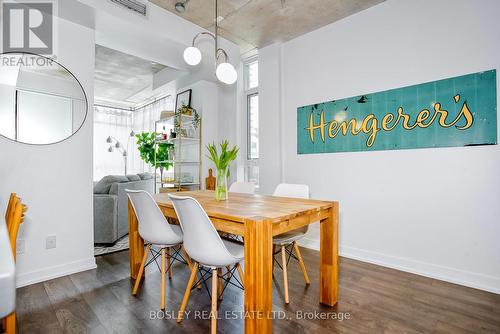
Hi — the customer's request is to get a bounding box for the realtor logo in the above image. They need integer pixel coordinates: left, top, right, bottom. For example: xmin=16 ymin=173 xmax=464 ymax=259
xmin=2 ymin=1 xmax=53 ymax=54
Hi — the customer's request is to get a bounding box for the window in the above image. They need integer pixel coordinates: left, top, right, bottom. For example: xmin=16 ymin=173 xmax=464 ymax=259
xmin=244 ymin=59 xmax=259 ymax=186
xmin=247 ymin=93 xmax=259 ymax=159
xmin=247 ymin=61 xmax=259 ymax=89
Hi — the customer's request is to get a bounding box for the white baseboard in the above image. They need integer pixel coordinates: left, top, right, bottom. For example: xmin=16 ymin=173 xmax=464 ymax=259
xmin=16 ymin=257 xmax=97 ymax=288
xmin=297 ymin=239 xmax=500 ymax=295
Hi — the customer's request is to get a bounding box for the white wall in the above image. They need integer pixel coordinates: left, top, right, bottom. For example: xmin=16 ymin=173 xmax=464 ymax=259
xmin=178 ymin=80 xmax=239 ymax=188
xmin=0 ymin=0 xmax=96 ymax=287
xmin=258 ymin=44 xmax=283 ymax=194
xmin=258 ymin=0 xmax=500 ymax=293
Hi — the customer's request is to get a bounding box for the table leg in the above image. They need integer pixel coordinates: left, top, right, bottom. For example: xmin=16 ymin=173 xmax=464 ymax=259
xmin=320 ymin=203 xmax=339 ymax=306
xmin=244 ymin=218 xmax=273 ymax=333
xmin=128 ymin=200 xmax=144 ymax=280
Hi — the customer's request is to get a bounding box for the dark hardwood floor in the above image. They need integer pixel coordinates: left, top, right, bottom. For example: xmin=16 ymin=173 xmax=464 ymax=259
xmin=15 ymin=247 xmax=500 ymax=333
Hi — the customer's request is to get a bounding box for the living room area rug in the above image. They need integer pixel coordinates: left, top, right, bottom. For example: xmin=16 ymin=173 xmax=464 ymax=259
xmin=94 ymin=235 xmax=129 ymax=256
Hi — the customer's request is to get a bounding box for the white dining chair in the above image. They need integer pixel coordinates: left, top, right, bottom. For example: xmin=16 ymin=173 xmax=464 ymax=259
xmin=126 ymin=190 xmax=191 ymax=310
xmin=228 ymin=181 xmax=256 ymax=194
xmin=227 ymin=181 xmax=256 ymax=242
xmin=272 ymin=183 xmax=311 ymax=304
xmin=168 ymin=194 xmax=244 ymax=334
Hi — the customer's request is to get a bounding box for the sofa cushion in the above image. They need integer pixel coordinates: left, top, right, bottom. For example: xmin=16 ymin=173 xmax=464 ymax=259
xmin=126 ymin=174 xmax=141 ymax=181
xmin=94 ymin=175 xmax=129 ymax=194
xmin=138 ymin=172 xmax=153 ymax=180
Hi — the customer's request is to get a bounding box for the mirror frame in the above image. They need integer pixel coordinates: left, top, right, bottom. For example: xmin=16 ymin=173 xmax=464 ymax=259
xmin=0 ymin=51 xmax=89 ymax=145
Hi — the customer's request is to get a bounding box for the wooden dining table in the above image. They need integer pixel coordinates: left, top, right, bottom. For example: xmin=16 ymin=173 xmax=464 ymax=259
xmin=128 ymin=190 xmax=339 ymax=333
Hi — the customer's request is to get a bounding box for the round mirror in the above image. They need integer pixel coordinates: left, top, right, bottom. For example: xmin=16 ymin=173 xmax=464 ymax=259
xmin=0 ymin=52 xmax=88 ymax=145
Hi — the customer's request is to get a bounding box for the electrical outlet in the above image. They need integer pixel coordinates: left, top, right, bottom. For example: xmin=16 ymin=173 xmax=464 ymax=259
xmin=17 ymin=239 xmax=26 ymax=254
xmin=46 ymin=235 xmax=56 ymax=249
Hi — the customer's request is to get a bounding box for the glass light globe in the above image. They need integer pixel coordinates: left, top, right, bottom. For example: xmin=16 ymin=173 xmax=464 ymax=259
xmin=108 ymin=146 xmax=114 ymax=152
xmin=183 ymin=46 xmax=202 ymax=66
xmin=215 ymin=62 xmax=237 ymax=84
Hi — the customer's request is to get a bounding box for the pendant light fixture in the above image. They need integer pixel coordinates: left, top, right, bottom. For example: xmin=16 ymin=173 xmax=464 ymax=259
xmin=183 ymin=0 xmax=237 ymax=85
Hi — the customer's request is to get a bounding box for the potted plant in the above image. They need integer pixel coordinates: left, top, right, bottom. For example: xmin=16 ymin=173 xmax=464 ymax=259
xmin=136 ymin=132 xmax=173 ymax=181
xmin=206 ymin=140 xmax=239 ymax=201
xmin=175 ymin=104 xmax=201 ymax=135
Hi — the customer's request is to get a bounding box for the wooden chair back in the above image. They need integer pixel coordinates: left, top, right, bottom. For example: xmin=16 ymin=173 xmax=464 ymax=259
xmin=4 ymin=194 xmax=27 ymax=260
xmin=205 ymin=168 xmax=216 ymax=190
xmin=2 ymin=193 xmax=26 ymax=334
xmin=5 ymin=193 xmax=17 ymax=232
xmin=5 ymin=193 xmax=16 ymax=221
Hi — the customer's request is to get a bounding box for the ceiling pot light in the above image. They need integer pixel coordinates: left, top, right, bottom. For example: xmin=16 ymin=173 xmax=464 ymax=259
xmin=183 ymin=46 xmax=202 ymax=66
xmin=183 ymin=0 xmax=237 ymax=84
xmin=216 ymin=62 xmax=237 ymax=85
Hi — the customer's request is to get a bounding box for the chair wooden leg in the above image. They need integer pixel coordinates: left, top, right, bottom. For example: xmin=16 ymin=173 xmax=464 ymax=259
xmin=211 ymin=269 xmax=218 ymax=334
xmin=182 ymin=246 xmax=201 ymax=289
xmin=167 ymin=247 xmax=173 ymax=279
xmin=226 ymin=265 xmax=232 ymax=280
xmin=177 ymin=262 xmax=199 ymax=323
xmin=4 ymin=312 xmax=15 ymax=334
xmin=235 ymin=262 xmax=244 ymax=288
xmin=160 ymin=248 xmax=166 ymax=310
xmin=293 ymin=241 xmax=310 ymax=285
xmin=132 ymin=244 xmax=151 ymax=295
xmin=183 ymin=246 xmax=193 ymax=270
xmin=272 ymin=245 xmax=277 ymax=275
xmin=281 ymin=245 xmax=289 ymax=304
xmin=217 ymin=268 xmax=223 ymax=300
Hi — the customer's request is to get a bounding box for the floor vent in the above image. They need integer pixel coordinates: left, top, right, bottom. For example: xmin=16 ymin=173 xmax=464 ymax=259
xmin=109 ymin=0 xmax=147 ymax=16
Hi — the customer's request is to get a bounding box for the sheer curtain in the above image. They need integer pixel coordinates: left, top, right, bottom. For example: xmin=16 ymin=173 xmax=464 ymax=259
xmin=129 ymin=96 xmax=173 ymax=175
xmin=93 ymin=96 xmax=173 ymax=181
xmin=93 ymin=106 xmax=133 ymax=181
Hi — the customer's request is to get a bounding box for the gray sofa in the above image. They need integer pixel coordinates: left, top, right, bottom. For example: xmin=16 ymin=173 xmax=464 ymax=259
xmin=93 ymin=173 xmax=154 ymax=244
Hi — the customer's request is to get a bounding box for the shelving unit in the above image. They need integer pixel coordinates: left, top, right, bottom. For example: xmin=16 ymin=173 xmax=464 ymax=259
xmin=154 ymin=113 xmax=202 ymax=193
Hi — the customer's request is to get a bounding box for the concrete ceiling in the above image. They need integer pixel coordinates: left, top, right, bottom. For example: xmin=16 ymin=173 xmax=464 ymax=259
xmin=94 ymin=45 xmax=167 ymax=108
xmin=149 ymin=0 xmax=385 ymax=55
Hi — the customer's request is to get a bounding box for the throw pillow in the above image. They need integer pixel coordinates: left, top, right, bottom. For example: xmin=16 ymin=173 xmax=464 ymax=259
xmin=138 ymin=172 xmax=153 ymax=180
xmin=126 ymin=174 xmax=141 ymax=181
xmin=93 ymin=175 xmax=129 ymax=194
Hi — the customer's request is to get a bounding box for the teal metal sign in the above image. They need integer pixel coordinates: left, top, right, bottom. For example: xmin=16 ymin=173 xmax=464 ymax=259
xmin=297 ymin=70 xmax=497 ymax=154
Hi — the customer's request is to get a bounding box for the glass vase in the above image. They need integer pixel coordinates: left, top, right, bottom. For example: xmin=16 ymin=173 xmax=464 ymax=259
xmin=215 ymin=167 xmax=228 ymax=201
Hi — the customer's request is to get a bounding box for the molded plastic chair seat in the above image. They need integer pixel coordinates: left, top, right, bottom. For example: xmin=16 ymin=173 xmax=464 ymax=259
xmin=145 ymin=224 xmax=183 ymax=247
xmin=198 ymin=239 xmax=244 ymax=268
xmin=127 ymin=189 xmax=184 ymax=247
xmin=169 ymin=194 xmax=245 ymax=333
xmin=273 ymin=229 xmax=307 ymax=246
xmin=221 ymin=239 xmax=244 ymax=261
xmin=169 ymin=194 xmax=244 ymax=268
xmin=271 ymin=183 xmax=311 ymax=304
